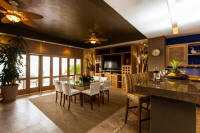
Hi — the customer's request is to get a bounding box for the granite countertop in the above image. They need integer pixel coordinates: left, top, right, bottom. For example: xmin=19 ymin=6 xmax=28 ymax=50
xmin=135 ymin=79 xmax=200 ymax=104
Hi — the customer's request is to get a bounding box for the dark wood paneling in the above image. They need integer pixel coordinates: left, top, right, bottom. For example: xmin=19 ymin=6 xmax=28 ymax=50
xmin=0 ymin=0 xmax=146 ymax=48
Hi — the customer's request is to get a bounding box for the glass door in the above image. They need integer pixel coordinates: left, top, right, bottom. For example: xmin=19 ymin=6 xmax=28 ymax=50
xmin=76 ymin=59 xmax=81 ymax=75
xmin=30 ymin=55 xmax=39 ymax=92
xmin=16 ymin=54 xmax=27 ymax=94
xmin=53 ymin=57 xmax=60 ymax=84
xmin=42 ymin=56 xmax=50 ymax=88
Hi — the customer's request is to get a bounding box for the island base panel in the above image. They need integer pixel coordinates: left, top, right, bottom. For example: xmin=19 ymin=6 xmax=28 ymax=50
xmin=151 ymin=96 xmax=196 ymax=133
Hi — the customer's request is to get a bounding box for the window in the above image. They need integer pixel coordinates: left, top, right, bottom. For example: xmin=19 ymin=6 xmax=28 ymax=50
xmin=43 ymin=78 xmax=50 ymax=86
xmin=30 ymin=79 xmax=39 ymax=88
xmin=76 ymin=59 xmax=81 ymax=74
xmin=70 ymin=58 xmax=74 ymax=75
xmin=0 ymin=64 xmax=3 ymax=74
xmin=30 ymin=55 xmax=39 ymax=78
xmin=16 ymin=80 xmax=26 ymax=90
xmin=62 ymin=58 xmax=67 ymax=75
xmin=53 ymin=57 xmax=59 ymax=76
xmin=18 ymin=54 xmax=26 ymax=78
xmin=43 ymin=56 xmax=50 ymax=77
xmin=53 ymin=77 xmax=59 ymax=84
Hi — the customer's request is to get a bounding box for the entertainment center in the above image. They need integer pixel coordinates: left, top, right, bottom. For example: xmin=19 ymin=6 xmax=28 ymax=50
xmin=95 ymin=45 xmax=137 ymax=89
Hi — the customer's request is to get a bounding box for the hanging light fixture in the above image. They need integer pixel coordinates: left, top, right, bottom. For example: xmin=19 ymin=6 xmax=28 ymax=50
xmin=167 ymin=0 xmax=178 ymax=34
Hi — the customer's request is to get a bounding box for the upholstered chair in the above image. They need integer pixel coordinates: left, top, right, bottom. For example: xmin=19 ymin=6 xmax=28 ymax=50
xmin=62 ymin=82 xmax=81 ymax=110
xmin=101 ymin=80 xmax=111 ymax=103
xmin=124 ymin=73 xmax=152 ymax=133
xmin=93 ymin=76 xmax=100 ymax=82
xmin=54 ymin=80 xmax=63 ymax=106
xmin=100 ymin=77 xmax=108 ymax=82
xmin=81 ymin=82 xmax=101 ymax=110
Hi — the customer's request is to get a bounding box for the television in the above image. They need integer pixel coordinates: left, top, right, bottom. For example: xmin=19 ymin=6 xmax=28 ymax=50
xmin=103 ymin=55 xmax=121 ymax=70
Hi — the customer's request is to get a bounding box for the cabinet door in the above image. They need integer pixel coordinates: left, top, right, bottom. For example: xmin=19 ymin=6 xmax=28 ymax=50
xmin=166 ymin=44 xmax=187 ymax=66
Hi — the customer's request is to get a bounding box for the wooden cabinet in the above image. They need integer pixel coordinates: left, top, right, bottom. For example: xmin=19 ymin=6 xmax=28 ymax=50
xmin=103 ymin=74 xmax=121 ymax=89
xmin=166 ymin=44 xmax=188 ymax=66
xmin=121 ymin=65 xmax=132 ymax=90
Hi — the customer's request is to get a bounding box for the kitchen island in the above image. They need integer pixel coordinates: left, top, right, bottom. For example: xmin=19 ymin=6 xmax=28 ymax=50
xmin=135 ymin=79 xmax=200 ymax=133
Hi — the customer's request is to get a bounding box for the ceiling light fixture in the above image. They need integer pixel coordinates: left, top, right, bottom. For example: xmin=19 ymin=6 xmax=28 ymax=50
xmin=90 ymin=40 xmax=96 ymax=44
xmin=167 ymin=0 xmax=178 ymax=34
xmin=6 ymin=14 xmax=21 ymax=23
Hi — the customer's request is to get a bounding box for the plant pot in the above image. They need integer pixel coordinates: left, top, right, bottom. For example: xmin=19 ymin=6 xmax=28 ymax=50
xmin=1 ymin=84 xmax=19 ymax=102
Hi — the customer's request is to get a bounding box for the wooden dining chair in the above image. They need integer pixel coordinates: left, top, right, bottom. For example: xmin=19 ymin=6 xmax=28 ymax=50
xmin=62 ymin=82 xmax=81 ymax=110
xmin=81 ymin=82 xmax=101 ymax=110
xmin=54 ymin=80 xmax=63 ymax=106
xmin=124 ymin=73 xmax=152 ymax=133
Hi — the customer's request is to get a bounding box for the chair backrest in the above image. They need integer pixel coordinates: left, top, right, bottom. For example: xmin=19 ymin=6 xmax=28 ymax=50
xmin=75 ymin=75 xmax=80 ymax=81
xmin=102 ymin=80 xmax=111 ymax=89
xmin=124 ymin=74 xmax=136 ymax=93
xmin=125 ymin=72 xmax=153 ymax=93
xmin=61 ymin=82 xmax=73 ymax=96
xmin=54 ymin=80 xmax=62 ymax=92
xmin=100 ymin=77 xmax=108 ymax=82
xmin=90 ymin=82 xmax=101 ymax=95
xmin=93 ymin=76 xmax=100 ymax=81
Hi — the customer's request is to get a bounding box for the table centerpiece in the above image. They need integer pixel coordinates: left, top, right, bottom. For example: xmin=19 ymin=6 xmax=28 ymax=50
xmin=78 ymin=74 xmax=92 ymax=86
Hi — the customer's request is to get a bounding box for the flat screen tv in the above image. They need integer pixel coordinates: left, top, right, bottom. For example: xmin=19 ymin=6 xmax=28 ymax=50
xmin=103 ymin=55 xmax=121 ymax=70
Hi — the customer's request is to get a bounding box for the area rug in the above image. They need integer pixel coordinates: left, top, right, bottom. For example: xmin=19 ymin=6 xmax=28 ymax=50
xmin=30 ymin=89 xmax=129 ymax=133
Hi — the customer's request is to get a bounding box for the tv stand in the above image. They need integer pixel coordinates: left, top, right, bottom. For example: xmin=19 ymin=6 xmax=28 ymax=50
xmin=95 ymin=45 xmax=137 ymax=89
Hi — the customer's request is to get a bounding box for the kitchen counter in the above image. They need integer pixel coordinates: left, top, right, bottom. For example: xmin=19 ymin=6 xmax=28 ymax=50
xmin=135 ymin=79 xmax=199 ymax=133
xmin=135 ymin=79 xmax=200 ymax=104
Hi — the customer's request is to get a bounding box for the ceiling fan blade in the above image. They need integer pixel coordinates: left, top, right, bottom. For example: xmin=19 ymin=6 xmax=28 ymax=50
xmin=84 ymin=41 xmax=90 ymax=44
xmin=20 ymin=10 xmax=43 ymax=19
xmin=20 ymin=0 xmax=29 ymax=5
xmin=0 ymin=0 xmax=14 ymax=10
xmin=1 ymin=16 xmax=11 ymax=23
xmin=98 ymin=38 xmax=108 ymax=41
xmin=0 ymin=9 xmax=6 ymax=14
xmin=22 ymin=19 xmax=38 ymax=28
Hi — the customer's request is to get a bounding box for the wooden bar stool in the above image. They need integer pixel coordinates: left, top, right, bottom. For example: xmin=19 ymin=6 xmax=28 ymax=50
xmin=124 ymin=73 xmax=151 ymax=133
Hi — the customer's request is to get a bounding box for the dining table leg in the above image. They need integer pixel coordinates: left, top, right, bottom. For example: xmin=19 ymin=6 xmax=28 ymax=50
xmin=80 ymin=93 xmax=83 ymax=107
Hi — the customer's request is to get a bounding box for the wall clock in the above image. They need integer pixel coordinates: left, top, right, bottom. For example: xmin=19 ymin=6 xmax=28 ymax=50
xmin=152 ymin=49 xmax=160 ymax=56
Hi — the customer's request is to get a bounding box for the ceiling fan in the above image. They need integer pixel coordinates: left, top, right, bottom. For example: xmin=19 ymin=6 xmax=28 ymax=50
xmin=84 ymin=32 xmax=108 ymax=45
xmin=0 ymin=0 xmax=43 ymax=28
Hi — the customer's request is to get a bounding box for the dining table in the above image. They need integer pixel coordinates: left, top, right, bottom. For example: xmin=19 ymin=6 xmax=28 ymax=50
xmin=134 ymin=79 xmax=200 ymax=133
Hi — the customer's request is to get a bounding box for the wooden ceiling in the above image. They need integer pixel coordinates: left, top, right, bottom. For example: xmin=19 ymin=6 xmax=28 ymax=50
xmin=0 ymin=0 xmax=146 ymax=48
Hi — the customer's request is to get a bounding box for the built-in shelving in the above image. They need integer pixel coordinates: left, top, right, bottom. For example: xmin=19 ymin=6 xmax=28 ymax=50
xmin=188 ymin=43 xmax=200 ymax=65
xmin=95 ymin=45 xmax=133 ymax=89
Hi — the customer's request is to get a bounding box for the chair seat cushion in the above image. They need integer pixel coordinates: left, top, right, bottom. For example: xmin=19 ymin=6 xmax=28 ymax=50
xmin=71 ymin=89 xmax=80 ymax=95
xmin=82 ymin=89 xmax=99 ymax=96
xmin=127 ymin=93 xmax=149 ymax=103
xmin=101 ymin=87 xmax=109 ymax=91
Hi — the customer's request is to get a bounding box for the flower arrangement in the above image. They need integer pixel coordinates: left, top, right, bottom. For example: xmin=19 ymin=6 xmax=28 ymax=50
xmin=79 ymin=74 xmax=92 ymax=86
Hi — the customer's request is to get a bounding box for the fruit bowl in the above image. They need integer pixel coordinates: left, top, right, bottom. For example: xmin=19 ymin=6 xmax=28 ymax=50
xmin=167 ymin=73 xmax=189 ymax=80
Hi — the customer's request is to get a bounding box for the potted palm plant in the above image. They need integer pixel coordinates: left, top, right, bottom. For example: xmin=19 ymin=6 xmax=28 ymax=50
xmin=0 ymin=36 xmax=26 ymax=102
